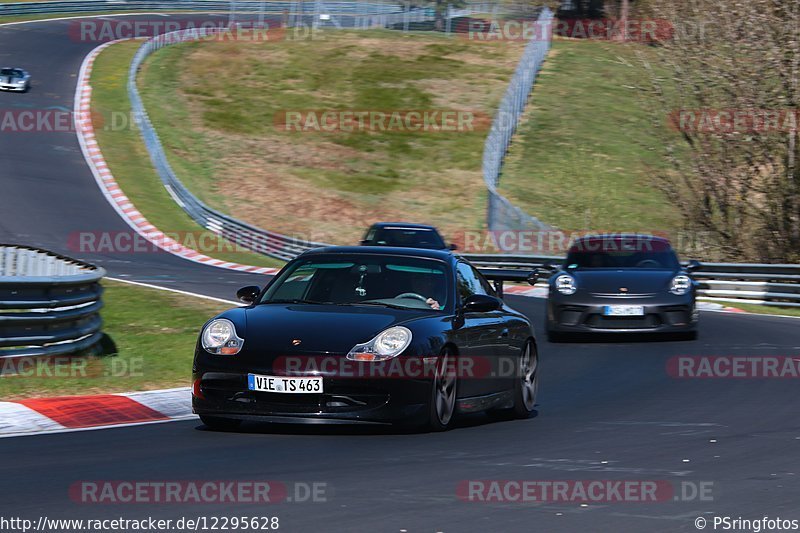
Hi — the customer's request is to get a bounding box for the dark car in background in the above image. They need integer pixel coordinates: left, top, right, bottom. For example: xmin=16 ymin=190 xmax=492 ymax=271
xmin=193 ymin=247 xmax=539 ymax=431
xmin=360 ymin=222 xmax=457 ymax=250
xmin=544 ymin=234 xmax=699 ymax=341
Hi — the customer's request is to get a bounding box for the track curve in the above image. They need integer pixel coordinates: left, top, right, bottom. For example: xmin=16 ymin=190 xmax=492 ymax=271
xmin=1 ymin=15 xmax=800 ymax=533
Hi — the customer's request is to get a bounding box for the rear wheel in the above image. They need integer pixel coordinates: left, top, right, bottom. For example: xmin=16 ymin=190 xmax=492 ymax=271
xmin=428 ymin=348 xmax=458 ymax=432
xmin=492 ymin=342 xmax=539 ymax=420
xmin=200 ymin=415 xmax=241 ymax=431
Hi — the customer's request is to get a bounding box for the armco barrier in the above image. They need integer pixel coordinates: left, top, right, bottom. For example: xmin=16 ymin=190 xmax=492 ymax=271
xmin=0 ymin=246 xmax=106 ymax=358
xmin=462 ymin=254 xmax=800 ymax=309
xmin=0 ymin=0 xmax=403 ymax=17
xmin=128 ymin=27 xmax=331 ymax=261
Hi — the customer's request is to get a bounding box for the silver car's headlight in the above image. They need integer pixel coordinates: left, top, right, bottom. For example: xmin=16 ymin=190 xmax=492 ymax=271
xmin=346 ymin=326 xmax=412 ymax=362
xmin=555 ymin=274 xmax=577 ymax=295
xmin=670 ymin=275 xmax=692 ymax=295
xmin=201 ymin=318 xmax=244 ymax=355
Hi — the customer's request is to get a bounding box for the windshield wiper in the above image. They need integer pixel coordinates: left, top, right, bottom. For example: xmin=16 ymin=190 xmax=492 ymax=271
xmin=350 ymin=301 xmax=416 ymax=310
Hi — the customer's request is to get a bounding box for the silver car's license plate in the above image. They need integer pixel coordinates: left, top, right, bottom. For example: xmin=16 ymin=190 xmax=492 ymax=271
xmin=247 ymin=374 xmax=323 ymax=394
xmin=603 ymin=305 xmax=645 ymax=316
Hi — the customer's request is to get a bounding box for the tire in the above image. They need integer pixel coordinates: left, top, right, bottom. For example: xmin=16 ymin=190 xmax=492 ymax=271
xmin=493 ymin=342 xmax=539 ymax=420
xmin=428 ymin=348 xmax=458 ymax=432
xmin=200 ymin=415 xmax=241 ymax=431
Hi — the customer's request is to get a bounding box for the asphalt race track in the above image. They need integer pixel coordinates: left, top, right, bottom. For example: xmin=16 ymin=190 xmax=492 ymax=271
xmin=2 ymin=15 xmax=800 ymax=533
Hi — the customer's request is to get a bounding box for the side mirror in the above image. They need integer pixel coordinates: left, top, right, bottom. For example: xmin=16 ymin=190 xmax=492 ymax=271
xmin=463 ymin=294 xmax=502 ymax=313
xmin=449 ymin=243 xmax=459 ymax=251
xmin=236 ymin=286 xmax=261 ymax=304
xmin=360 ymin=239 xmax=371 ymax=245
xmin=686 ymin=260 xmax=701 ymax=272
xmin=526 ymin=271 xmax=539 ymax=286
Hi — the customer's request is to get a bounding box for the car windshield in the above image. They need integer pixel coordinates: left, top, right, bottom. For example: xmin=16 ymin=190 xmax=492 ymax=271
xmin=1 ymin=69 xmax=21 ymax=76
xmin=367 ymin=227 xmax=446 ymax=249
xmin=260 ymin=255 xmax=450 ymax=311
xmin=565 ymin=240 xmax=680 ymax=270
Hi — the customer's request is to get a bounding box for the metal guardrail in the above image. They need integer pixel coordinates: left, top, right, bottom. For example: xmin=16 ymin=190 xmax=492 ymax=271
xmin=483 ymin=7 xmax=552 ymax=234
xmin=463 ymin=254 xmax=800 ymax=309
xmin=0 ymin=246 xmax=106 ymax=358
xmin=128 ymin=27 xmax=331 ymax=261
xmin=0 ymin=0 xmax=404 ymax=17
xmin=126 ymin=3 xmax=489 ymax=260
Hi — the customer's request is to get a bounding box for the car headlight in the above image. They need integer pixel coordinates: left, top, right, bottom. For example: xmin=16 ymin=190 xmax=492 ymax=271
xmin=670 ymin=275 xmax=692 ymax=295
xmin=201 ymin=318 xmax=244 ymax=355
xmin=346 ymin=326 xmax=412 ymax=362
xmin=555 ymin=274 xmax=577 ymax=295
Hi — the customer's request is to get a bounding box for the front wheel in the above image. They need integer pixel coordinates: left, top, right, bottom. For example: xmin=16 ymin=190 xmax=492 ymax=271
xmin=428 ymin=348 xmax=458 ymax=431
xmin=200 ymin=415 xmax=241 ymax=431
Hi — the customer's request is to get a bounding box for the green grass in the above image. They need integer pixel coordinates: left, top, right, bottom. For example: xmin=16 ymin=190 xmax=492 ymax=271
xmin=90 ymin=41 xmax=283 ymax=268
xmin=0 ymin=281 xmax=229 ymax=400
xmin=137 ymin=29 xmax=526 ymax=244
xmin=499 ymin=39 xmax=681 ymax=234
xmin=706 ymin=301 xmax=800 ymax=318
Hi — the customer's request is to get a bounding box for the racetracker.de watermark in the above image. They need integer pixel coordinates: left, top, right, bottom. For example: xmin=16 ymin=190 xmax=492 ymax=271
xmin=457 ymin=480 xmax=713 ymax=503
xmin=273 ymin=109 xmax=491 ymax=133
xmin=0 ymin=356 xmax=142 ymax=379
xmin=455 ymin=230 xmax=671 ymax=254
xmin=272 ymin=355 xmax=529 ymax=380
xmin=69 ymin=20 xmax=321 ymax=43
xmin=70 ymin=481 xmax=328 ymax=504
xmin=0 ymin=109 xmax=134 ymax=133
xmin=67 ymin=230 xmax=326 ymax=255
xmin=462 ymin=18 xmax=673 ymax=43
xmin=669 ymin=109 xmax=800 ymax=134
xmin=668 ymin=356 xmax=800 ymax=379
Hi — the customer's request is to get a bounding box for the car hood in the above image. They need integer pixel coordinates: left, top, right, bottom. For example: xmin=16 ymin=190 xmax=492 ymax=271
xmin=241 ymin=303 xmax=432 ymax=355
xmin=564 ymin=269 xmax=679 ymax=294
xmin=1 ymin=75 xmax=23 ymax=83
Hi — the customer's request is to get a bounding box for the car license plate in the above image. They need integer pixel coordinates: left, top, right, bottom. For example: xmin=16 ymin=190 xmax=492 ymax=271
xmin=247 ymin=374 xmax=323 ymax=394
xmin=603 ymin=305 xmax=645 ymax=316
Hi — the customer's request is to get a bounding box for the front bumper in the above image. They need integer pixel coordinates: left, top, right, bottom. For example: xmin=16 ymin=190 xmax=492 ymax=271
xmin=546 ymin=293 xmax=697 ymax=334
xmin=0 ymin=84 xmax=27 ymax=92
xmin=192 ymin=368 xmax=432 ymax=425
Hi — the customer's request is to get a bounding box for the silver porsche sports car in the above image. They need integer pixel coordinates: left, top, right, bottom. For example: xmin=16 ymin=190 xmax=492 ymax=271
xmin=0 ymin=68 xmax=31 ymax=92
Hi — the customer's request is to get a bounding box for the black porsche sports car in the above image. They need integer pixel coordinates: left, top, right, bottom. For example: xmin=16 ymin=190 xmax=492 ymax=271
xmin=193 ymin=246 xmax=539 ymax=431
xmin=544 ymin=234 xmax=699 ymax=341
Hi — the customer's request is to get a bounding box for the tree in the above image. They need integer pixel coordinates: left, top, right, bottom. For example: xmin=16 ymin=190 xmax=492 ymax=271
xmin=639 ymin=0 xmax=800 ymax=261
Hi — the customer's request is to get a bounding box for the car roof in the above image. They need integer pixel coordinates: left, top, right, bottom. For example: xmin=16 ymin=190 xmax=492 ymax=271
xmin=300 ymin=245 xmax=455 ymax=261
xmin=367 ymin=222 xmax=439 ymax=231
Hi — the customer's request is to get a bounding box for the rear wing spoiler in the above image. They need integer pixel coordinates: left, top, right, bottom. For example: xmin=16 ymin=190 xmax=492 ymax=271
xmin=477 ymin=268 xmax=541 ymax=299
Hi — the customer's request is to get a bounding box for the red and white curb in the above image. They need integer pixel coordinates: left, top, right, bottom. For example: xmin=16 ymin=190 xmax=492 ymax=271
xmin=74 ymin=41 xmax=279 ymax=276
xmin=0 ymin=387 xmax=194 ymax=438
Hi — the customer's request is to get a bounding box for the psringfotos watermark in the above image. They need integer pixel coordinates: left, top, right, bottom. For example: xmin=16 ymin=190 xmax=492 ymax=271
xmin=70 ymin=481 xmax=328 ymax=504
xmin=695 ymin=516 xmax=800 ymax=531
xmin=668 ymin=356 xmax=800 ymax=379
xmin=457 ymin=480 xmax=714 ymax=504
